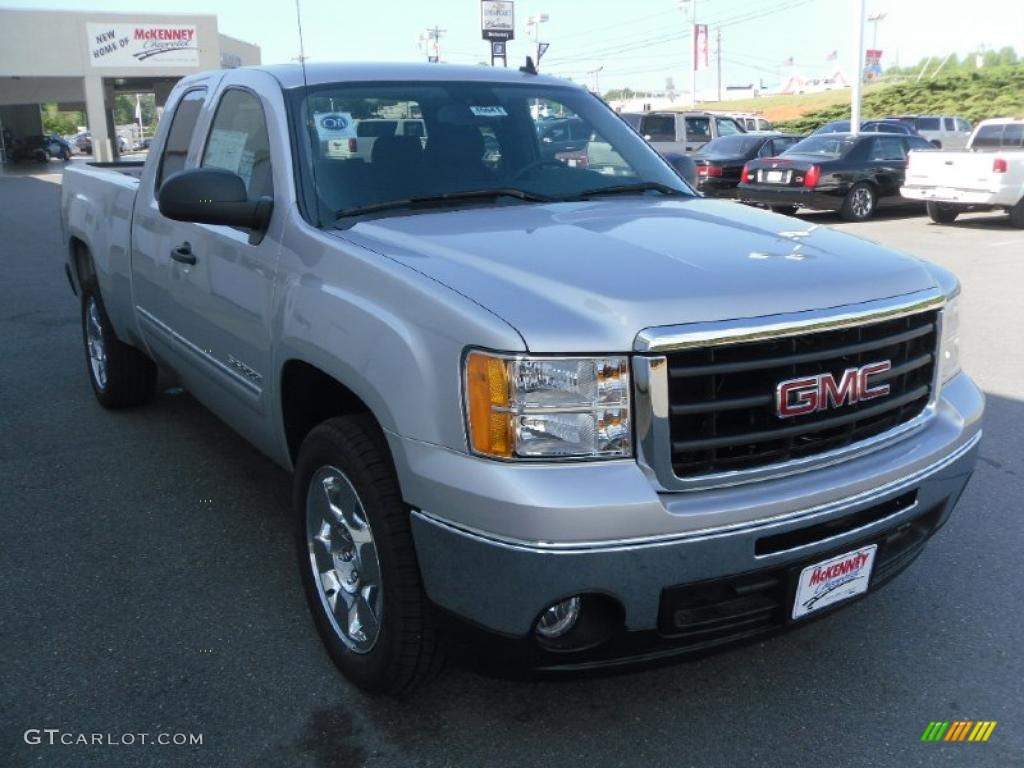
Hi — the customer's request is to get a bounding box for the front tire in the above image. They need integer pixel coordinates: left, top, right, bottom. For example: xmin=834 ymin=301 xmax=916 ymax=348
xmin=80 ymin=282 xmax=156 ymax=408
xmin=295 ymin=415 xmax=444 ymax=695
xmin=840 ymin=182 xmax=876 ymax=221
xmin=927 ymin=201 xmax=960 ymax=224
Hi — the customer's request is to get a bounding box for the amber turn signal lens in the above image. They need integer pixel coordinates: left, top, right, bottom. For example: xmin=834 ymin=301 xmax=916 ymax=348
xmin=465 ymin=352 xmax=512 ymax=457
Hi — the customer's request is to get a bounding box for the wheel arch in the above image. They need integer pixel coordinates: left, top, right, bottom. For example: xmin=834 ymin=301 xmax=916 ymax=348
xmin=279 ymin=358 xmax=389 ymax=466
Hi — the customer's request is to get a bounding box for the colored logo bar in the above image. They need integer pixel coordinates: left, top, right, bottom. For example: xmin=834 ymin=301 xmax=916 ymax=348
xmin=921 ymin=721 xmax=997 ymax=742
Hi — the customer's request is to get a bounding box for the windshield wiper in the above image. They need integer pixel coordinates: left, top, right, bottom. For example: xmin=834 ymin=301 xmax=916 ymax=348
xmin=336 ymin=188 xmax=554 ymax=220
xmin=564 ymin=182 xmax=691 ymax=200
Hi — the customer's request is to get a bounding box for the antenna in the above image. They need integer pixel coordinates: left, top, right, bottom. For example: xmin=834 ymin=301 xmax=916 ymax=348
xmin=294 ymin=0 xmax=321 ymax=226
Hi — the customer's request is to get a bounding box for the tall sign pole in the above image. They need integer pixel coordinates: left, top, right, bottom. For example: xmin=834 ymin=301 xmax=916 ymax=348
xmin=851 ymin=0 xmax=866 ymax=135
xmin=481 ymin=1 xmax=514 ymax=67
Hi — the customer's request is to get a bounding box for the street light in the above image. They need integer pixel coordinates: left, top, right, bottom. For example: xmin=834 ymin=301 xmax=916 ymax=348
xmin=867 ymin=12 xmax=887 ymax=49
xmin=526 ymin=13 xmax=550 ymax=66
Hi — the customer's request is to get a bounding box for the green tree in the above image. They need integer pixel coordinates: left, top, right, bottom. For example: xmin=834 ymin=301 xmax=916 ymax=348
xmin=39 ymin=103 xmax=83 ymax=136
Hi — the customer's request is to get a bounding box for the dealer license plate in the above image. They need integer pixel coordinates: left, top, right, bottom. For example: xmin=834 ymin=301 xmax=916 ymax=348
xmin=764 ymin=170 xmax=787 ymax=183
xmin=792 ymin=544 xmax=877 ymax=620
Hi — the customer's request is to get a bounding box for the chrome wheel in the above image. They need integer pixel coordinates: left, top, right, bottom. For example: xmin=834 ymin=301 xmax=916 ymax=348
xmin=850 ymin=187 xmax=873 ymax=218
xmin=85 ymin=296 xmax=108 ymax=390
xmin=306 ymin=466 xmax=383 ymax=654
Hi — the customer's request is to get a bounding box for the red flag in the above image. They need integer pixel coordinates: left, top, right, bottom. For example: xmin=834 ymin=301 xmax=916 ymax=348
xmin=782 ymin=56 xmax=794 ymax=66
xmin=826 ymin=50 xmax=838 ymax=61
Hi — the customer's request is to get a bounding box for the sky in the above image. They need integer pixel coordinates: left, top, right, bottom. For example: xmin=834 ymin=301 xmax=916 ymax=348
xmin=5 ymin=0 xmax=1023 ymax=94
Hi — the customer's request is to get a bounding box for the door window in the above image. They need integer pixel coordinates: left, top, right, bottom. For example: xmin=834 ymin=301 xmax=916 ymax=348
xmin=715 ymin=117 xmax=743 ymax=136
xmin=871 ymin=137 xmax=907 ymax=161
xmin=639 ymin=114 xmax=676 ymax=141
xmin=1003 ymin=124 xmax=1024 ymax=148
xmin=685 ymin=116 xmax=711 ymax=141
xmin=956 ymin=118 xmax=972 ymax=132
xmin=944 ymin=118 xmax=956 ymax=131
xmin=916 ymin=117 xmax=941 ymax=131
xmin=201 ymin=89 xmax=273 ymax=200
xmin=156 ymin=88 xmax=207 ymax=188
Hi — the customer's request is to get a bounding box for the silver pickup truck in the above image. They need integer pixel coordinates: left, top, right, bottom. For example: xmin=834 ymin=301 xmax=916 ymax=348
xmin=62 ymin=63 xmax=983 ymax=694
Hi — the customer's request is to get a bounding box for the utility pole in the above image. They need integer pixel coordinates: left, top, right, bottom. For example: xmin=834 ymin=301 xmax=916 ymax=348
xmin=851 ymin=0 xmax=866 ymax=135
xmin=716 ymin=29 xmax=722 ymax=102
xmin=689 ymin=0 xmax=698 ymax=107
xmin=420 ymin=25 xmax=446 ymax=62
xmin=587 ymin=66 xmax=604 ymax=95
xmin=867 ymin=12 xmax=886 ymax=49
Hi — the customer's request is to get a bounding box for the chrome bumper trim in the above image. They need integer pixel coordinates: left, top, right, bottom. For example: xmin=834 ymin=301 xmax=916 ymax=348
xmin=412 ymin=428 xmax=980 ymax=554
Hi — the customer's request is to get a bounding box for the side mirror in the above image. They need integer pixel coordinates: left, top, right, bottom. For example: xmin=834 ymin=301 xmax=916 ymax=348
xmin=158 ymin=167 xmax=272 ymax=232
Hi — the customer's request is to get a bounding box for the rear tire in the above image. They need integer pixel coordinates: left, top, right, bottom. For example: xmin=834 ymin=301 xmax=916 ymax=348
xmin=80 ymin=281 xmax=156 ymax=408
xmin=770 ymin=205 xmax=799 ymax=216
xmin=1009 ymin=199 xmax=1024 ymax=229
xmin=840 ymin=182 xmax=876 ymax=221
xmin=927 ymin=201 xmax=960 ymax=224
xmin=295 ymin=414 xmax=444 ymax=695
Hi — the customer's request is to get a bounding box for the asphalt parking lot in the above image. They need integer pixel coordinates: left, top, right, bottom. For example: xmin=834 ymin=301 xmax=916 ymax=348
xmin=1 ymin=166 xmax=1022 ymax=768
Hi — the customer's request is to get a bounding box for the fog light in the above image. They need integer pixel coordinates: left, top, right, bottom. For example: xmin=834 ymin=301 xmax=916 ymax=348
xmin=535 ymin=596 xmax=581 ymax=639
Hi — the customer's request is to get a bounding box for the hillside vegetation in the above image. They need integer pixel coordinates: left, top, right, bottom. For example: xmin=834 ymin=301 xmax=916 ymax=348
xmin=775 ymin=66 xmax=1024 ymax=134
xmin=673 ymin=87 xmax=883 ymax=123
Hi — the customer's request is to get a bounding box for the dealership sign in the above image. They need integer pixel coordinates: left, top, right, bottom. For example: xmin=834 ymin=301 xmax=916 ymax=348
xmin=481 ymin=1 xmax=514 ymax=41
xmin=87 ymin=23 xmax=200 ymax=67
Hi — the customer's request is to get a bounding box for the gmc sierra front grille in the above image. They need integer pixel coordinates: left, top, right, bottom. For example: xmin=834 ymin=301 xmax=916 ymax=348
xmin=665 ymin=310 xmax=938 ymax=478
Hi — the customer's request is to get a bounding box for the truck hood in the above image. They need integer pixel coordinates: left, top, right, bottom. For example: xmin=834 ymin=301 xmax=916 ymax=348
xmin=336 ymin=197 xmax=938 ymax=352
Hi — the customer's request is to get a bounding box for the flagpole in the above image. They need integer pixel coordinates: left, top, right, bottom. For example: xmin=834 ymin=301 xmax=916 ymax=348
xmin=851 ymin=0 xmax=866 ymax=136
xmin=135 ymin=94 xmax=143 ymax=148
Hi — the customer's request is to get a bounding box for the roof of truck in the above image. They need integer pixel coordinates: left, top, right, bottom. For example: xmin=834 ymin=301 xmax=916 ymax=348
xmin=254 ymin=62 xmax=578 ymax=90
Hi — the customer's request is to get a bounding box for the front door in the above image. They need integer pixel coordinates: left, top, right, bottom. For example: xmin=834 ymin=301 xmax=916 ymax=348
xmin=161 ymin=87 xmax=280 ymax=415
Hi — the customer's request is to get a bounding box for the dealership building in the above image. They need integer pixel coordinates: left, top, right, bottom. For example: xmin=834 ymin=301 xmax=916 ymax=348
xmin=0 ymin=8 xmax=260 ymax=161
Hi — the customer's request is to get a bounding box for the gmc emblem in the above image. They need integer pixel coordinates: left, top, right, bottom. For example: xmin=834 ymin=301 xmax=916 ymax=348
xmin=775 ymin=361 xmax=892 ymax=419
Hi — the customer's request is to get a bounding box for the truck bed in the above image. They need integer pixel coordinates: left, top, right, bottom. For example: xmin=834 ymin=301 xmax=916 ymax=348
xmin=61 ymin=163 xmax=141 ymax=344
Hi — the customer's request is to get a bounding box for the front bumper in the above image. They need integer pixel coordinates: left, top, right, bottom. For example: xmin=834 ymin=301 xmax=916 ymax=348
xmin=395 ymin=372 xmax=982 ymax=659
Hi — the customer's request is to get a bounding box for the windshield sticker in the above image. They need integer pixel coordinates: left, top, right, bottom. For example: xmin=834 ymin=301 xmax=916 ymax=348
xmin=236 ymin=149 xmax=255 ymax=189
xmin=469 ymin=106 xmax=508 ymax=117
xmin=203 ymin=129 xmax=247 ymax=175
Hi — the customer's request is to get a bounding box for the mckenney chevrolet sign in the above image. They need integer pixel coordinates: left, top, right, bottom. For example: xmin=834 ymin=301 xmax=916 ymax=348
xmin=86 ymin=22 xmax=200 ymax=67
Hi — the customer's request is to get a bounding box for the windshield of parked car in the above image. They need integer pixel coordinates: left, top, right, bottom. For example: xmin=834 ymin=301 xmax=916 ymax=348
xmin=783 ymin=135 xmax=859 ymax=158
xmin=813 ymin=121 xmax=850 ymax=134
xmin=697 ymin=135 xmax=765 ymax=155
xmin=289 ymin=81 xmax=691 ymax=225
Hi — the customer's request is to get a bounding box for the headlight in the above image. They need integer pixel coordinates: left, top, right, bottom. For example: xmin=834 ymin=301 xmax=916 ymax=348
xmin=939 ymin=294 xmax=961 ymax=384
xmin=464 ymin=351 xmax=632 ymax=460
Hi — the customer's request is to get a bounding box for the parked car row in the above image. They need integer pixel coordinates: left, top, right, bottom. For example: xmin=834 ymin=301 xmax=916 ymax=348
xmin=2 ymin=133 xmax=73 ymax=163
xmin=607 ymin=107 xmax=1014 ymax=227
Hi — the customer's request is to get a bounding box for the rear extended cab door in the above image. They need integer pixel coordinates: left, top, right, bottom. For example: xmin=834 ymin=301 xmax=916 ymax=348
xmin=130 ymin=69 xmax=289 ymax=450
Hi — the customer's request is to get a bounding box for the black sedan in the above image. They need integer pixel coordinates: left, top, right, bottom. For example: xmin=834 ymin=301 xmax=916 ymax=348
xmin=692 ymin=133 xmax=802 ymax=198
xmin=737 ymin=132 xmax=936 ymax=221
